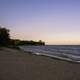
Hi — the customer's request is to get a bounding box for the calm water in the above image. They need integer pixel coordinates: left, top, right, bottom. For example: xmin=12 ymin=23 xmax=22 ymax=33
xmin=19 ymin=45 xmax=80 ymax=63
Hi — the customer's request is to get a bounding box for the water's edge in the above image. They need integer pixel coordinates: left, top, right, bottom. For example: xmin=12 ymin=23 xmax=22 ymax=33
xmin=19 ymin=46 xmax=80 ymax=63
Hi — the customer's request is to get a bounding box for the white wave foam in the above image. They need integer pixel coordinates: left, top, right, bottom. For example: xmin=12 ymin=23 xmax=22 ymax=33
xmin=19 ymin=46 xmax=80 ymax=63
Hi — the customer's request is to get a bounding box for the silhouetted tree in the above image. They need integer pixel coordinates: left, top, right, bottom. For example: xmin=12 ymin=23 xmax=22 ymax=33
xmin=0 ymin=26 xmax=45 ymax=46
xmin=38 ymin=40 xmax=45 ymax=45
xmin=0 ymin=27 xmax=10 ymax=46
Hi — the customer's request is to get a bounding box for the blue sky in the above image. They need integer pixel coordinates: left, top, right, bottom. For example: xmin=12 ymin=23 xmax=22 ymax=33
xmin=0 ymin=0 xmax=80 ymax=44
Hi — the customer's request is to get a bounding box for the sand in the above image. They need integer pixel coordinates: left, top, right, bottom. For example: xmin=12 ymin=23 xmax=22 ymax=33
xmin=0 ymin=48 xmax=80 ymax=80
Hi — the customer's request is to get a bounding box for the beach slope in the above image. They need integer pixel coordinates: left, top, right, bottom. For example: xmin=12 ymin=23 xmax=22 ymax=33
xmin=0 ymin=48 xmax=80 ymax=80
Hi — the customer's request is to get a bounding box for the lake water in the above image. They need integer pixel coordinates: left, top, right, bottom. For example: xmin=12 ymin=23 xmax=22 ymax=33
xmin=19 ymin=45 xmax=80 ymax=63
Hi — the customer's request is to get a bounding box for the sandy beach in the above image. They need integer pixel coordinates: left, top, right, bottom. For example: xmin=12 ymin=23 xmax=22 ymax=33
xmin=0 ymin=48 xmax=80 ymax=80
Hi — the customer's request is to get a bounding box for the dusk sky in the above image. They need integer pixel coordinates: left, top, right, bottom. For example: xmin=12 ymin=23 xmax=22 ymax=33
xmin=0 ymin=0 xmax=80 ymax=45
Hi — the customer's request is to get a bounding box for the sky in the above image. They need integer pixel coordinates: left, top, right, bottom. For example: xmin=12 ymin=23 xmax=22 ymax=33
xmin=0 ymin=0 xmax=80 ymax=45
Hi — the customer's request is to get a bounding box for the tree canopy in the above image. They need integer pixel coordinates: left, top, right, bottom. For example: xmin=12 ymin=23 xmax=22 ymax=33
xmin=0 ymin=27 xmax=10 ymax=46
xmin=0 ymin=27 xmax=45 ymax=46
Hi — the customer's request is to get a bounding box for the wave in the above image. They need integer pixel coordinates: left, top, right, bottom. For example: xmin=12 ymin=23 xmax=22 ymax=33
xmin=19 ymin=46 xmax=80 ymax=63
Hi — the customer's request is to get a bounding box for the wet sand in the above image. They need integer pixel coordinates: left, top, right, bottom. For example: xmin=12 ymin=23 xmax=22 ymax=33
xmin=0 ymin=48 xmax=80 ymax=80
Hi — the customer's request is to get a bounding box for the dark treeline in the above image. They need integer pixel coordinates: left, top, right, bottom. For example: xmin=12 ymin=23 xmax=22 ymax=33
xmin=10 ymin=39 xmax=45 ymax=46
xmin=0 ymin=27 xmax=45 ymax=46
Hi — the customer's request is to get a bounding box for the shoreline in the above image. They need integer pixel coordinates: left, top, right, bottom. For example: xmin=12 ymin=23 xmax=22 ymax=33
xmin=19 ymin=46 xmax=80 ymax=64
xmin=0 ymin=47 xmax=80 ymax=80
